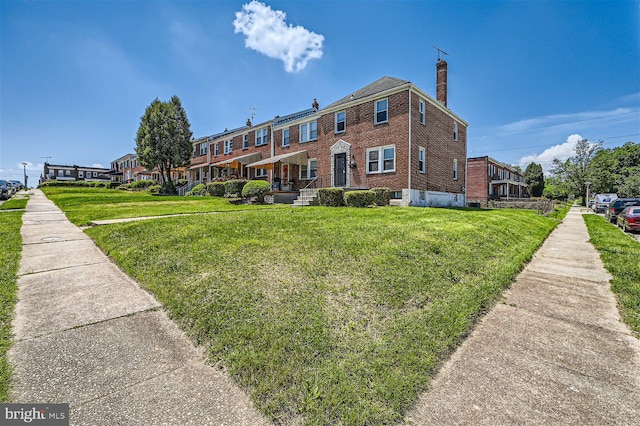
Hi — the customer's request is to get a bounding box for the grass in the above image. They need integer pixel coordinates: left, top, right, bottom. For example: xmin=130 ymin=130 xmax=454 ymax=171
xmin=0 ymin=197 xmax=29 ymax=210
xmin=41 ymin=187 xmax=285 ymax=226
xmin=85 ymin=205 xmax=559 ymax=425
xmin=0 ymin=211 xmax=23 ymax=401
xmin=583 ymin=214 xmax=640 ymax=336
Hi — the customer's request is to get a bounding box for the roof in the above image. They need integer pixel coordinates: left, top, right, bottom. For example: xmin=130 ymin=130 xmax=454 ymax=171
xmin=323 ymin=76 xmax=410 ymax=110
xmin=273 ymin=108 xmax=318 ymax=127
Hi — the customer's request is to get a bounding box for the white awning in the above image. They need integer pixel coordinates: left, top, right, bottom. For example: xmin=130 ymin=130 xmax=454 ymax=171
xmin=245 ymin=150 xmax=308 ymax=168
xmin=211 ymin=152 xmax=262 ymax=167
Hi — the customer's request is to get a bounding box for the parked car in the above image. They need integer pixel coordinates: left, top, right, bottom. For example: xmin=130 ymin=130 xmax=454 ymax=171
xmin=594 ymin=193 xmax=618 ymax=213
xmin=588 ymin=199 xmax=595 ymax=210
xmin=7 ymin=181 xmax=21 ymax=194
xmin=9 ymin=180 xmax=24 ymax=191
xmin=617 ymin=206 xmax=640 ymax=232
xmin=605 ymin=198 xmax=640 ymax=223
xmin=0 ymin=180 xmax=11 ymax=200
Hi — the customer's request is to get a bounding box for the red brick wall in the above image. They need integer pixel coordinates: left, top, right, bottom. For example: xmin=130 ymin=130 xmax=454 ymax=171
xmin=466 ymin=157 xmax=489 ymax=204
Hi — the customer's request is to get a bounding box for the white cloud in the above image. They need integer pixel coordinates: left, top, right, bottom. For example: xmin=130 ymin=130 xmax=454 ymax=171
xmin=233 ymin=1 xmax=324 ymax=72
xmin=91 ymin=163 xmax=105 ymax=169
xmin=519 ymin=134 xmax=583 ymax=174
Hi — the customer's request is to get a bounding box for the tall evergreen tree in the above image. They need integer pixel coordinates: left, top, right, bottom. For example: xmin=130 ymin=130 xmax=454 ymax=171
xmin=135 ymin=96 xmax=193 ymax=193
xmin=523 ymin=162 xmax=544 ymax=197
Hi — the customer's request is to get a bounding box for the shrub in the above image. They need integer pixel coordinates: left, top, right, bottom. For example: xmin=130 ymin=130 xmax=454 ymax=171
xmin=344 ymin=190 xmax=376 ymax=207
xmin=106 ymin=181 xmax=121 ymax=189
xmin=148 ymin=185 xmax=162 ymax=194
xmin=224 ymin=179 xmax=248 ymax=197
xmin=371 ymin=187 xmax=391 ymax=206
xmin=241 ymin=180 xmax=270 ymax=202
xmin=177 ymin=179 xmax=188 ymax=187
xmin=186 ymin=183 xmax=207 ymax=196
xmin=206 ymin=182 xmax=225 ymax=197
xmin=129 ymin=180 xmax=156 ymax=190
xmin=318 ymin=188 xmax=345 ymax=207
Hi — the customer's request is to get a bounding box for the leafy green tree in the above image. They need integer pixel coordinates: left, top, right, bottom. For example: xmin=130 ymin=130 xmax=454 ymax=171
xmin=588 ymin=142 xmax=640 ymax=197
xmin=523 ymin=162 xmax=544 ymax=197
xmin=542 ymin=176 xmax=568 ymax=200
xmin=135 ymin=96 xmax=193 ymax=193
xmin=550 ymin=139 xmax=602 ymax=205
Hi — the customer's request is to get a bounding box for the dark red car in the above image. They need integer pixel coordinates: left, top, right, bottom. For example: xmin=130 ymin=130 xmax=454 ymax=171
xmin=617 ymin=206 xmax=640 ymax=233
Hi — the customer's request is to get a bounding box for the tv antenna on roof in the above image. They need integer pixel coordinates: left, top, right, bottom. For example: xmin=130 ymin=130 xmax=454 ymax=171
xmin=432 ymin=45 xmax=449 ymax=60
xmin=248 ymin=106 xmax=257 ymax=124
xmin=41 ymin=156 xmax=52 ymax=163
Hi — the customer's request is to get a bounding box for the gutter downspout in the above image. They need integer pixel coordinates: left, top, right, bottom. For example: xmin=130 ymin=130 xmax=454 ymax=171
xmin=408 ymin=88 xmax=412 ymax=200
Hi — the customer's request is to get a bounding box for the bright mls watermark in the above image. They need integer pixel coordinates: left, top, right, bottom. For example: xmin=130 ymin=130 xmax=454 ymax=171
xmin=1 ymin=404 xmax=69 ymax=425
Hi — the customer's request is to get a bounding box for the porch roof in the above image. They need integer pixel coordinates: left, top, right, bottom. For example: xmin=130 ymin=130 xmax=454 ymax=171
xmin=245 ymin=150 xmax=308 ymax=168
xmin=211 ymin=152 xmax=262 ymax=168
xmin=188 ymin=162 xmax=208 ymax=170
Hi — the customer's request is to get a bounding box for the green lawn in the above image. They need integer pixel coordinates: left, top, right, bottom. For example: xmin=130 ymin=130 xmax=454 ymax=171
xmin=584 ymin=214 xmax=640 ymax=336
xmin=41 ymin=187 xmax=285 ymax=226
xmin=85 ymin=205 xmax=559 ymax=425
xmin=0 ymin=197 xmax=28 ymax=210
xmin=0 ymin=211 xmax=23 ymax=401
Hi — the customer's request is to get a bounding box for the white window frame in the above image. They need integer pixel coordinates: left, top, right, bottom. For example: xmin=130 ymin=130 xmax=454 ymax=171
xmin=419 ymin=99 xmax=425 ymax=124
xmin=255 ymin=128 xmax=268 ymax=146
xmin=454 ymin=159 xmax=459 ymax=180
xmin=255 ymin=168 xmax=268 ymax=177
xmin=335 ymin=111 xmax=346 ymax=133
xmin=375 ymin=98 xmax=388 ymax=125
xmin=243 ymin=134 xmax=249 ymax=150
xmin=200 ymin=143 xmax=207 ymax=155
xmin=78 ymin=171 xmax=84 ymax=178
xmin=454 ymin=121 xmax=459 ymax=141
xmin=213 ymin=143 xmax=219 ymax=157
xmin=366 ymin=145 xmax=395 ymax=174
xmin=282 ymin=129 xmax=290 ymax=147
xmin=300 ymin=159 xmax=318 ymax=180
xmin=93 ymin=172 xmax=98 ymax=177
xmin=299 ymin=120 xmax=318 ymax=143
xmin=65 ymin=170 xmax=71 ymax=176
xmin=224 ymin=140 xmax=233 ymax=154
xmin=418 ymin=147 xmax=425 ymax=173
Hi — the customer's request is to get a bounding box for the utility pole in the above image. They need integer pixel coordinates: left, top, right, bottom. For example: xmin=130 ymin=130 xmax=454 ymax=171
xmin=21 ymin=162 xmax=28 ymax=188
xmin=585 ymin=181 xmax=592 ymax=210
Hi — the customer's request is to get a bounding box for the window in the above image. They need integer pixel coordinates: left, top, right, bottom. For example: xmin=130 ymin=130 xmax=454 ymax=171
xmin=335 ymin=111 xmax=346 ymax=133
xmin=375 ymin=98 xmax=388 ymax=124
xmin=282 ymin=129 xmax=290 ymax=147
xmin=49 ymin=170 xmax=54 ymax=177
xmin=300 ymin=159 xmax=317 ymax=180
xmin=199 ymin=143 xmax=207 ymax=155
xmin=453 ymin=159 xmax=459 ymax=180
xmin=224 ymin=140 xmax=233 ymax=154
xmin=65 ymin=170 xmax=71 ymax=176
xmin=367 ymin=145 xmax=395 ymax=173
xmin=93 ymin=172 xmax=98 ymax=177
xmin=79 ymin=171 xmax=84 ymax=178
xmin=213 ymin=143 xmax=219 ymax=157
xmin=243 ymin=134 xmax=249 ymax=150
xmin=419 ymin=99 xmax=425 ymax=124
xmin=256 ymin=128 xmax=268 ymax=146
xmin=300 ymin=121 xmax=317 ymax=143
xmin=255 ymin=168 xmax=267 ymax=177
xmin=418 ymin=147 xmax=425 ymax=173
xmin=454 ymin=121 xmax=459 ymax=141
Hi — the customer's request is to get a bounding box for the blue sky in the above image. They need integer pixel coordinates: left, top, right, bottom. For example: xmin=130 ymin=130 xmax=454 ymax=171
xmin=1 ymin=0 xmax=638 ymax=186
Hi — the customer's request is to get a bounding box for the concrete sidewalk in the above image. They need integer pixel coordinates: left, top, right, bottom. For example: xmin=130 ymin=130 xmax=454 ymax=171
xmin=9 ymin=190 xmax=269 ymax=425
xmin=405 ymin=206 xmax=640 ymax=425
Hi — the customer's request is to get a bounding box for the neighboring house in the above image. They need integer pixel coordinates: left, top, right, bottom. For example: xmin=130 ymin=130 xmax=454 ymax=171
xmin=42 ymin=163 xmax=111 ymax=183
xmin=189 ymin=59 xmax=468 ymax=207
xmin=466 ymin=156 xmax=529 ymax=206
xmin=109 ymin=153 xmax=136 ymax=183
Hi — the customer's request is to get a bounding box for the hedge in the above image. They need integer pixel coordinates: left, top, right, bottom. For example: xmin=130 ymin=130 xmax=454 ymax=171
xmin=224 ymin=179 xmax=248 ymax=197
xmin=148 ymin=185 xmax=162 ymax=194
xmin=39 ymin=180 xmax=111 ymax=188
xmin=242 ymin=180 xmax=270 ymax=202
xmin=206 ymin=182 xmax=225 ymax=197
xmin=318 ymin=188 xmax=345 ymax=207
xmin=186 ymin=183 xmax=207 ymax=196
xmin=371 ymin=187 xmax=391 ymax=206
xmin=129 ymin=180 xmax=157 ymax=189
xmin=344 ymin=190 xmax=376 ymax=207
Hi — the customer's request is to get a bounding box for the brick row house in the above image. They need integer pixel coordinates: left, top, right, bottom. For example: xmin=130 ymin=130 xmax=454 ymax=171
xmin=466 ymin=156 xmax=529 ymax=206
xmin=109 ymin=153 xmax=185 ymax=184
xmin=41 ymin=163 xmax=111 ymax=183
xmin=188 ymin=59 xmax=468 ymax=207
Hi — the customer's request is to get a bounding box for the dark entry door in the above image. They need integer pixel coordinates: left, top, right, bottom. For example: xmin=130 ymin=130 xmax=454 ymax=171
xmin=334 ymin=153 xmax=347 ymax=187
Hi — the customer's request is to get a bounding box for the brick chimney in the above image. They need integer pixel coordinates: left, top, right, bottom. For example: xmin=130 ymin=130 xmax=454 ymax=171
xmin=436 ymin=58 xmax=447 ymax=107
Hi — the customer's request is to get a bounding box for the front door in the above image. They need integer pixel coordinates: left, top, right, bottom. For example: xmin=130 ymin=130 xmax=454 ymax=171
xmin=334 ymin=153 xmax=347 ymax=187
